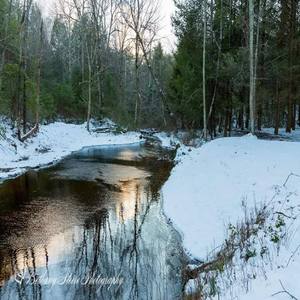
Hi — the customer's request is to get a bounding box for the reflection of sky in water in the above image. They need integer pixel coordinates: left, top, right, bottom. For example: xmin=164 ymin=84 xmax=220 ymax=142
xmin=76 ymin=142 xmax=156 ymax=162
xmin=0 ymin=144 xmax=183 ymax=299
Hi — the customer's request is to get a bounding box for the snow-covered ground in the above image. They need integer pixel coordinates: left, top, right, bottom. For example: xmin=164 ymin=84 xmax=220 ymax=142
xmin=0 ymin=120 xmax=142 ymax=180
xmin=162 ymin=134 xmax=300 ymax=299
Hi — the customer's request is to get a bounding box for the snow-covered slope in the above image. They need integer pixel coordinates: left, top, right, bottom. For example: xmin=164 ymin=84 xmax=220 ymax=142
xmin=163 ymin=134 xmax=300 ymax=298
xmin=163 ymin=134 xmax=300 ymax=258
xmin=0 ymin=121 xmax=141 ymax=180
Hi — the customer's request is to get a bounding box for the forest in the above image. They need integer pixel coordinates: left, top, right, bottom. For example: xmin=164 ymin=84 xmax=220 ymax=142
xmin=0 ymin=0 xmax=299 ymax=139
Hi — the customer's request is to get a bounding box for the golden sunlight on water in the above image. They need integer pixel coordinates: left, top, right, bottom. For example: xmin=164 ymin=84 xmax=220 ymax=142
xmin=0 ymin=227 xmax=82 ymax=285
xmin=16 ymin=227 xmax=83 ymax=268
xmin=115 ymin=149 xmax=139 ymax=161
xmin=116 ymin=180 xmax=142 ymax=222
xmin=0 ymin=144 xmax=182 ymax=300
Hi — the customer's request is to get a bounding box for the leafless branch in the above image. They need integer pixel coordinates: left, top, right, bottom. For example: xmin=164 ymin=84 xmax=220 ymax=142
xmin=283 ymin=173 xmax=300 ymax=187
xmin=272 ymin=280 xmax=298 ymax=300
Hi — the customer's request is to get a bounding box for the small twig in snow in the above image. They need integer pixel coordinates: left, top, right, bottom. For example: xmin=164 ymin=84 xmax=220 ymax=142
xmin=283 ymin=173 xmax=300 ymax=187
xmin=274 ymin=211 xmax=296 ymax=220
xmin=286 ymin=244 xmax=300 ymax=267
xmin=272 ymin=280 xmax=298 ymax=300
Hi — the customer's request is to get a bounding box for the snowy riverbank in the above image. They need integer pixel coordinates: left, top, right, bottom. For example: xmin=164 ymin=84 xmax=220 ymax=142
xmin=0 ymin=121 xmax=142 ymax=180
xmin=162 ymin=133 xmax=300 ymax=299
xmin=2 ymin=120 xmax=300 ymax=298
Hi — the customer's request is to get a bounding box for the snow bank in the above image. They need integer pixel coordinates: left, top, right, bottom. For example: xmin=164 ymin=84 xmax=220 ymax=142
xmin=0 ymin=121 xmax=142 ymax=180
xmin=163 ymin=134 xmax=300 ymax=298
xmin=163 ymin=135 xmax=300 ymax=258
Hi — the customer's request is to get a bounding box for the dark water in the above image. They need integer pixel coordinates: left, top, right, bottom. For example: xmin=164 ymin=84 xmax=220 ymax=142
xmin=0 ymin=143 xmax=184 ymax=300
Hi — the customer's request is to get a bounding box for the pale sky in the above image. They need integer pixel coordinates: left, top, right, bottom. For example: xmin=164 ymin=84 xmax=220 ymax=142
xmin=38 ymin=0 xmax=176 ymax=53
xmin=159 ymin=0 xmax=177 ymax=53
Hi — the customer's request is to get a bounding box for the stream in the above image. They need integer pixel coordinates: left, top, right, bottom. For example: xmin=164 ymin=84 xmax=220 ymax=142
xmin=0 ymin=143 xmax=184 ymax=300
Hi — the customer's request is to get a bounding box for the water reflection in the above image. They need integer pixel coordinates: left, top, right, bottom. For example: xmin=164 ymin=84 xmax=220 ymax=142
xmin=0 ymin=144 xmax=183 ymax=300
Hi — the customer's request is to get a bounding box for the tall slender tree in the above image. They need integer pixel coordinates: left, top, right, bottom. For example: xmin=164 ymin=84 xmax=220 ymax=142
xmin=202 ymin=0 xmax=207 ymax=139
xmin=249 ymin=0 xmax=255 ymax=134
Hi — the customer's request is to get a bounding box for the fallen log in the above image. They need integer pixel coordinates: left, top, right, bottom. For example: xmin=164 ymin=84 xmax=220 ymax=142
xmin=19 ymin=123 xmax=39 ymax=142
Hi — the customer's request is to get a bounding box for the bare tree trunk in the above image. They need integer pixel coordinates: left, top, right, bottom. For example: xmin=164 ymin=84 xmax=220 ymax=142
xmin=286 ymin=0 xmax=298 ymax=132
xmin=80 ymin=10 xmax=85 ymax=98
xmin=16 ymin=0 xmax=27 ymax=140
xmin=35 ymin=21 xmax=43 ymax=128
xmin=238 ymin=106 xmax=244 ymax=130
xmin=292 ymin=102 xmax=296 ymax=130
xmin=21 ymin=0 xmax=31 ymax=135
xmin=134 ymin=33 xmax=139 ymax=127
xmin=96 ymin=56 xmax=102 ymax=113
xmin=286 ymin=39 xmax=293 ymax=133
xmin=0 ymin=0 xmax=12 ymax=92
xmin=202 ymin=0 xmax=207 ymax=139
xmin=87 ymin=53 xmax=92 ymax=132
xmin=274 ymin=80 xmax=280 ymax=135
xmin=205 ymin=0 xmax=223 ymax=136
xmin=249 ymin=0 xmax=255 ymax=134
xmin=255 ymin=0 xmax=264 ymax=131
xmin=18 ymin=20 xmax=43 ymax=142
xmin=67 ymin=18 xmax=72 ymax=81
xmin=22 ymin=49 xmax=27 ymax=134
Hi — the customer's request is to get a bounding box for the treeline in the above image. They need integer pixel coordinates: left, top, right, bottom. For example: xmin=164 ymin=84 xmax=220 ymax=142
xmin=1 ymin=0 xmax=299 ymax=137
xmin=169 ymin=0 xmax=300 ymax=135
xmin=0 ymin=0 xmax=172 ymax=137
